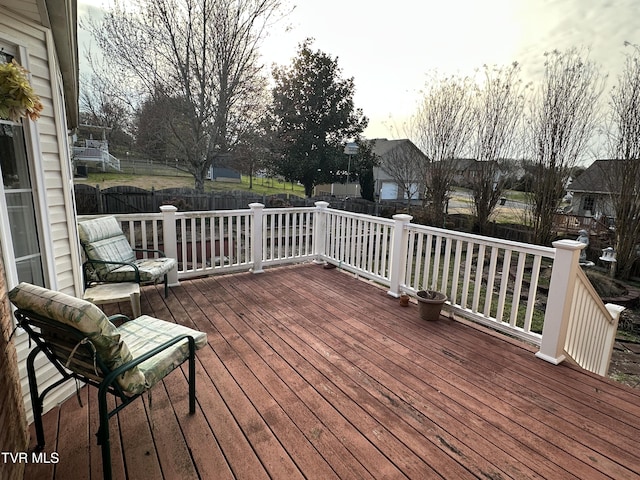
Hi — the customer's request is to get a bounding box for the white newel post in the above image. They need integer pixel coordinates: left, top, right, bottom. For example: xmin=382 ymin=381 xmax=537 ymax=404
xmin=313 ymin=201 xmax=330 ymax=263
xmin=536 ymin=239 xmax=584 ymax=365
xmin=600 ymin=303 xmax=626 ymax=375
xmin=160 ymin=205 xmax=179 ymax=286
xmin=387 ymin=214 xmax=413 ymax=298
xmin=249 ymin=203 xmax=265 ymax=274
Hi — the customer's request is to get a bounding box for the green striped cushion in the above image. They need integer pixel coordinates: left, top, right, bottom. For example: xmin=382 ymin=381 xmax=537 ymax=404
xmin=117 ymin=316 xmax=207 ymax=391
xmin=78 ymin=216 xmax=136 ymax=274
xmin=8 ymin=283 xmax=146 ymax=393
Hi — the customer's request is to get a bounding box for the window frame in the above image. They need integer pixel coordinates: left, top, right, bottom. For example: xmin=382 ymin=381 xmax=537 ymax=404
xmin=0 ymin=41 xmax=52 ymax=290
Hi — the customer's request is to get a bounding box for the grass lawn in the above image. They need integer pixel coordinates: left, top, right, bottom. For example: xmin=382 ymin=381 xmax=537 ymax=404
xmin=75 ymin=172 xmax=306 ymax=197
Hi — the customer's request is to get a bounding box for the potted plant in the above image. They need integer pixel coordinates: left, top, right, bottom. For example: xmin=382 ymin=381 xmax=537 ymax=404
xmin=0 ymin=59 xmax=43 ymax=122
xmin=416 ymin=290 xmax=447 ymax=321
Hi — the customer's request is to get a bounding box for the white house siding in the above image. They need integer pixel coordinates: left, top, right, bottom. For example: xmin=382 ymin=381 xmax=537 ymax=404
xmin=1 ymin=5 xmax=81 ymax=423
xmin=1 ymin=0 xmax=40 ymax=23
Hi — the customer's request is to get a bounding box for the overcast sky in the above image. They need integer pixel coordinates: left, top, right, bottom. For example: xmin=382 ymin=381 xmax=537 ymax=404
xmin=78 ymin=0 xmax=640 ymax=140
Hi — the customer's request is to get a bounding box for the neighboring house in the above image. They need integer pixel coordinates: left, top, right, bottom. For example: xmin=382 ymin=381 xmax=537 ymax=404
xmin=451 ymin=158 xmax=479 ymax=187
xmin=207 ymin=165 xmax=242 ymax=183
xmin=372 ymin=138 xmax=428 ymax=202
xmin=0 ymin=0 xmax=80 ymax=446
xmin=568 ymin=160 xmax=615 ymax=218
xmin=73 ymin=137 xmax=122 ymax=172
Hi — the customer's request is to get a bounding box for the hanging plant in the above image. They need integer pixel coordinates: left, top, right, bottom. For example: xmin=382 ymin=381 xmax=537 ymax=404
xmin=0 ymin=60 xmax=44 ymax=122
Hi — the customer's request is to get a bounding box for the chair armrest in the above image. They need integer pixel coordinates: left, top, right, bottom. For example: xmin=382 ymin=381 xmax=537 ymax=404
xmin=133 ymin=248 xmax=167 ymax=258
xmin=100 ymin=334 xmax=196 ymax=395
xmin=108 ymin=314 xmax=131 ymax=324
xmin=83 ymin=259 xmax=141 ymax=283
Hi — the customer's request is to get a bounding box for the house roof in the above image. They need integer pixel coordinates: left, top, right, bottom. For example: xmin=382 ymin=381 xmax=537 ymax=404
xmin=371 ymin=138 xmax=428 ymax=160
xmin=568 ymin=160 xmax=612 ymax=194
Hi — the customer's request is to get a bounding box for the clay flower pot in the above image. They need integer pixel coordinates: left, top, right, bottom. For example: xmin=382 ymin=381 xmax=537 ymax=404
xmin=416 ymin=290 xmax=447 ymax=321
xmin=399 ymin=293 xmax=410 ymax=307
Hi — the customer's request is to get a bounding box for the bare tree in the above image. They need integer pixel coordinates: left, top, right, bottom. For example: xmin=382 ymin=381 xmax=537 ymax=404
xmin=378 ymin=140 xmax=424 ymax=210
xmin=83 ymin=0 xmax=284 ymax=192
xmin=603 ymin=42 xmax=640 ymax=279
xmin=409 ymin=74 xmax=474 ymax=227
xmin=79 ymin=68 xmax=135 ymax=151
xmin=528 ymin=48 xmax=605 ymax=246
xmin=469 ymin=63 xmax=526 ymax=234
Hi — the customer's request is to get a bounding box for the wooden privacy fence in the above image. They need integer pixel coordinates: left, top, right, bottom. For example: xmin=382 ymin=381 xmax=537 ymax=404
xmin=73 ymin=184 xmax=379 ymax=215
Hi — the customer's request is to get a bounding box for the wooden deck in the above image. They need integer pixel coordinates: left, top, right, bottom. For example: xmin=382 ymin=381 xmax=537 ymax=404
xmin=24 ymin=264 xmax=640 ymax=479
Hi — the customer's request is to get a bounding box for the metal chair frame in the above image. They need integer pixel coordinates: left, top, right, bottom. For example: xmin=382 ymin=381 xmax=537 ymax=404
xmin=15 ymin=308 xmax=196 ymax=480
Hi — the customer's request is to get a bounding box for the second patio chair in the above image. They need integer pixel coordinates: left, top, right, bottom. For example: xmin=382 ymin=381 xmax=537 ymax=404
xmin=78 ymin=216 xmax=176 ymax=297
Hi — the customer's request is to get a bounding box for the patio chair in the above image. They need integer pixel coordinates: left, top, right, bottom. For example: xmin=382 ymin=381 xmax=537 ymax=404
xmin=9 ymin=282 xmax=207 ymax=480
xmin=77 ymin=216 xmax=176 ymax=297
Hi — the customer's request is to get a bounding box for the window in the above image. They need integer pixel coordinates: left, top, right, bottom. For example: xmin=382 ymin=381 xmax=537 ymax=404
xmin=0 ymin=122 xmax=45 ymax=285
xmin=582 ymin=196 xmax=595 ymax=214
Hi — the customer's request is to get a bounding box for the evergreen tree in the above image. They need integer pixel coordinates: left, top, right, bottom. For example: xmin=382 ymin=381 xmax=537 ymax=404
xmin=270 ymin=39 xmax=368 ymax=197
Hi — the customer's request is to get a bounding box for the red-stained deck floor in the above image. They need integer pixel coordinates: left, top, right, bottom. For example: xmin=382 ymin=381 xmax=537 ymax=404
xmin=24 ymin=264 xmax=640 ymax=479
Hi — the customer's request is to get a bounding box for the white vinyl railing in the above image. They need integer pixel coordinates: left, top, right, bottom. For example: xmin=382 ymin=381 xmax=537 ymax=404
xmin=261 ymin=206 xmax=316 ymax=267
xmin=564 ymin=267 xmax=624 ymax=375
xmin=78 ymin=202 xmax=624 ymax=376
xmin=322 ymin=208 xmax=395 ymax=284
xmin=402 ymin=222 xmax=555 ymax=344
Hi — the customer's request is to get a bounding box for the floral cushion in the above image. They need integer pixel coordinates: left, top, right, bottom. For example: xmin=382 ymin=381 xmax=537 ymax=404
xmin=78 ymin=216 xmax=176 ymax=284
xmin=8 ymin=282 xmax=145 ymax=392
xmin=9 ymin=283 xmax=207 ymax=396
xmin=102 ymin=257 xmax=176 ymax=283
xmin=117 ymin=316 xmax=207 ymax=391
xmin=78 ymin=216 xmax=137 ymax=275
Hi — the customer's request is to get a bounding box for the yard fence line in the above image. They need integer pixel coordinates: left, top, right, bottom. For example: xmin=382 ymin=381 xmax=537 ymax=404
xmin=73 ymin=184 xmax=381 ymax=216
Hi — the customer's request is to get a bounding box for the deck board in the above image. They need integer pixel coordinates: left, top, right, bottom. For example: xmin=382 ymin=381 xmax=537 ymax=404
xmin=24 ymin=264 xmax=640 ymax=479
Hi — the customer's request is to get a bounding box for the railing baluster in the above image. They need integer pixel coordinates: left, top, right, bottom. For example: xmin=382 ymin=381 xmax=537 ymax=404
xmin=190 ymin=218 xmax=197 ymax=271
xmin=450 ymin=240 xmax=463 ymax=305
xmin=484 ymin=246 xmax=499 ymax=317
xmin=496 ymin=249 xmax=512 ymax=323
xmin=523 ymin=255 xmax=542 ymax=332
xmin=472 ymin=243 xmax=486 ymax=313
xmin=431 ymin=236 xmax=442 ymax=292
xmin=461 ymin=241 xmax=474 ymax=309
xmin=441 ymin=237 xmax=452 ymax=295
xmin=405 ymin=231 xmax=416 ymax=288
xmin=140 ymin=221 xmax=148 ymax=252
xmin=412 ymin=233 xmax=424 ymax=291
xmin=510 ymin=252 xmax=526 ymax=327
xmin=422 ymin=234 xmax=432 ymax=291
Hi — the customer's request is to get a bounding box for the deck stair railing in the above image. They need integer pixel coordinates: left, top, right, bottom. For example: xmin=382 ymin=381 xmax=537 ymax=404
xmin=78 ymin=202 xmax=624 ymax=376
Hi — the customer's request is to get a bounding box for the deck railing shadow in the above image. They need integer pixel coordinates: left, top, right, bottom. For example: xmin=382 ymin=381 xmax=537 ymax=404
xmin=79 ymin=201 xmax=624 ymax=376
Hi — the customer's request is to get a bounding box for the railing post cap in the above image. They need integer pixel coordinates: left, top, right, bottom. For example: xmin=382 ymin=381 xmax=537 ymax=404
xmin=160 ymin=205 xmax=178 ymax=212
xmin=552 ymin=239 xmax=585 ymax=251
xmin=249 ymin=202 xmax=265 ymax=209
xmin=315 ymin=201 xmax=330 ymax=209
xmin=605 ymin=303 xmax=626 ymax=316
xmin=392 ymin=214 xmax=413 ymax=222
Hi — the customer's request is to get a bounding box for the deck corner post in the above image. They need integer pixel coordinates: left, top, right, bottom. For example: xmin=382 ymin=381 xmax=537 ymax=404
xmin=249 ymin=203 xmax=265 ymax=274
xmin=160 ymin=205 xmax=179 ymax=286
xmin=313 ymin=201 xmax=330 ymax=263
xmin=536 ymin=239 xmax=584 ymax=366
xmin=387 ymin=214 xmax=413 ymax=298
